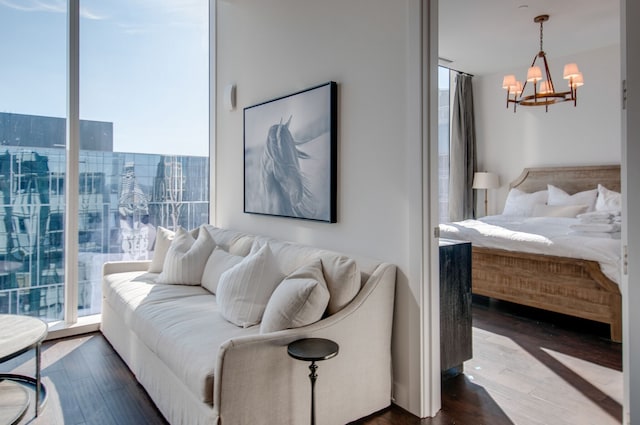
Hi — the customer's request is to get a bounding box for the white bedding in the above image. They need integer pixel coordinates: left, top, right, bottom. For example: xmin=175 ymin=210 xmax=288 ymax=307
xmin=439 ymin=215 xmax=622 ymax=284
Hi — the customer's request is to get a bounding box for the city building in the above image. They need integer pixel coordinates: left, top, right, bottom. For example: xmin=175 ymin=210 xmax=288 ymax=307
xmin=0 ymin=112 xmax=208 ymax=320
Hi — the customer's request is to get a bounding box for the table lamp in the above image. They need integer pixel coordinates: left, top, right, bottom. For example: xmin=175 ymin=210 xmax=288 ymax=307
xmin=472 ymin=172 xmax=499 ymax=216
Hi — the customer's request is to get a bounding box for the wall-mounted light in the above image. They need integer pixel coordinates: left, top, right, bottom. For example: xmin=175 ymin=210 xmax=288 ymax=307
xmin=224 ymin=84 xmax=236 ymax=111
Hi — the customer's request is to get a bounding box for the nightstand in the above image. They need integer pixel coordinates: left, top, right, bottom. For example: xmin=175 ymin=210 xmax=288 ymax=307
xmin=439 ymin=239 xmax=472 ymax=376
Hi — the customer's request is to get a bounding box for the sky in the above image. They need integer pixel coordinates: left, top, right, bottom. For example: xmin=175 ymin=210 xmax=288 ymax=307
xmin=0 ymin=0 xmax=209 ymax=157
xmin=439 ymin=66 xmax=450 ymax=90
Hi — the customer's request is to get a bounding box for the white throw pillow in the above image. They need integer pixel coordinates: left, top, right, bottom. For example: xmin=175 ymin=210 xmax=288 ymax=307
xmin=260 ymin=259 xmax=330 ymax=333
xmin=502 ymin=189 xmax=548 ymax=217
xmin=217 ymin=243 xmax=285 ymax=327
xmin=532 ymin=203 xmax=588 ymax=218
xmin=157 ymin=227 xmax=216 ymax=285
xmin=595 ymin=184 xmax=622 ymax=212
xmin=321 ymin=256 xmax=361 ymax=315
xmin=201 ymin=247 xmax=244 ymax=294
xmin=148 ymin=226 xmax=175 ymax=273
xmin=547 ymin=184 xmax=598 ymax=212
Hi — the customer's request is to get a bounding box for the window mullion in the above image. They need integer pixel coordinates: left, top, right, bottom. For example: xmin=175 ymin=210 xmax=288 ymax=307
xmin=64 ymin=0 xmax=80 ymax=325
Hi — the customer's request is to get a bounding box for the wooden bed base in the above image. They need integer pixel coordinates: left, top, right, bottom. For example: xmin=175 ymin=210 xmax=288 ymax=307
xmin=472 ymin=247 xmax=622 ymax=342
xmin=472 ymin=165 xmax=622 ymax=342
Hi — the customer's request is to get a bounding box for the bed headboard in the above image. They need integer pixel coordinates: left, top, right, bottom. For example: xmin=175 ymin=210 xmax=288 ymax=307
xmin=510 ymin=165 xmax=621 ymax=194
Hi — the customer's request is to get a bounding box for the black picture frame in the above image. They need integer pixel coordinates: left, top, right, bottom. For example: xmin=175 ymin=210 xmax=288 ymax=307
xmin=243 ymin=82 xmax=337 ymax=223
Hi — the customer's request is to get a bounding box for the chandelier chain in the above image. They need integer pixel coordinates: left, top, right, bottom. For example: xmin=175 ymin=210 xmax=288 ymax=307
xmin=539 ymin=20 xmax=544 ymax=52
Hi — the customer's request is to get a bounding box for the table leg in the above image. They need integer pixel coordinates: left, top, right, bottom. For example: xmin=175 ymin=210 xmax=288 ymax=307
xmin=36 ymin=341 xmax=41 ymax=417
xmin=308 ymin=361 xmax=318 ymax=425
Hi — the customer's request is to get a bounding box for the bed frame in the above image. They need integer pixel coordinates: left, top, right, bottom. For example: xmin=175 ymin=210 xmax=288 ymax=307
xmin=472 ymin=165 xmax=622 ymax=342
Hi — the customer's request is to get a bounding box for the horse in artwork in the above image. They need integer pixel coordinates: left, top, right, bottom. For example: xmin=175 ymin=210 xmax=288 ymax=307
xmin=260 ymin=116 xmax=314 ymax=218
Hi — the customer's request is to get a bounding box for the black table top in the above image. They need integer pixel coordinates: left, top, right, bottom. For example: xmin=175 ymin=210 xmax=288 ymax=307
xmin=287 ymin=338 xmax=339 ymax=362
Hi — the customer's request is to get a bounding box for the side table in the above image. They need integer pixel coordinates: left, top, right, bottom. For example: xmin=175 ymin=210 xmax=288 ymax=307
xmin=0 ymin=314 xmax=48 ymax=424
xmin=288 ymin=338 xmax=339 ymax=425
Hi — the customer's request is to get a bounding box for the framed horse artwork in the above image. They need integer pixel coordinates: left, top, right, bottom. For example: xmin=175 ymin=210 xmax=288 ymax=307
xmin=243 ymin=82 xmax=337 ymax=223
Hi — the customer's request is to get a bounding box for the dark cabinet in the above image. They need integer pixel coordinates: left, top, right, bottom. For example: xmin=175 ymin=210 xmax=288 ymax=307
xmin=439 ymin=239 xmax=472 ymax=374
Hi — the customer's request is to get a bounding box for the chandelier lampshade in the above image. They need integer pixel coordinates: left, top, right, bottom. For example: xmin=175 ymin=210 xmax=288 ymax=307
xmin=526 ymin=66 xmax=543 ymax=83
xmin=502 ymin=15 xmax=584 ymax=112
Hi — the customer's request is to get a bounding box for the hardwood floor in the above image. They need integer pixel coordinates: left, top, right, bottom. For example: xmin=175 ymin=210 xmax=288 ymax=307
xmin=353 ymin=297 xmax=622 ymax=425
xmin=1 ymin=298 xmax=621 ymax=425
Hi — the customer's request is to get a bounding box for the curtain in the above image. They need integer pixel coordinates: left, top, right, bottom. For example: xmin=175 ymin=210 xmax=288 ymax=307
xmin=448 ymin=73 xmax=477 ymax=221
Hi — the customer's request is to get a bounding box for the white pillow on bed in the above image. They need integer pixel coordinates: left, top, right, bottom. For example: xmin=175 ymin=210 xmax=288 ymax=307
xmin=532 ymin=203 xmax=588 ymax=218
xmin=502 ymin=188 xmax=548 ymax=216
xmin=595 ymin=184 xmax=622 ymax=212
xmin=547 ymin=184 xmax=598 ymax=212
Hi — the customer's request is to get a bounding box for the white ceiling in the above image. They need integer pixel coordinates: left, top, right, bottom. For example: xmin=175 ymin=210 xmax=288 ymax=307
xmin=438 ymin=0 xmax=620 ymax=76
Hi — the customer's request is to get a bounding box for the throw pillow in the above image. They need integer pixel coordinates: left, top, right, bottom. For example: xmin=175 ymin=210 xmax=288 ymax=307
xmin=201 ymin=247 xmax=244 ymax=294
xmin=531 ymin=203 xmax=588 ymax=218
xmin=595 ymin=184 xmax=622 ymax=212
xmin=321 ymin=256 xmax=361 ymax=315
xmin=260 ymin=259 xmax=330 ymax=333
xmin=547 ymin=184 xmax=598 ymax=212
xmin=157 ymin=227 xmax=216 ymax=285
xmin=501 ymin=189 xmax=548 ymax=217
xmin=148 ymin=226 xmax=175 ymax=273
xmin=217 ymin=243 xmax=285 ymax=327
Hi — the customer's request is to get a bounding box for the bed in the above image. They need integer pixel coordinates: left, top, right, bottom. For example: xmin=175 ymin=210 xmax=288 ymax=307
xmin=440 ymin=165 xmax=622 ymax=342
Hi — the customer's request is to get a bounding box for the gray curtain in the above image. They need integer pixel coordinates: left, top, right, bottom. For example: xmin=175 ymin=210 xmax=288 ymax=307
xmin=448 ymin=73 xmax=477 ymax=221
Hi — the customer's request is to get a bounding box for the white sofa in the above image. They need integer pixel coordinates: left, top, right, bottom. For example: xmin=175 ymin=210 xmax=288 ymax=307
xmin=101 ymin=225 xmax=397 ymax=425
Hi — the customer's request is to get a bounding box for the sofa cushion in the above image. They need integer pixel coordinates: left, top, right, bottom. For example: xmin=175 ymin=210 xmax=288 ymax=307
xmin=201 ymin=247 xmax=244 ymax=294
xmin=252 ymin=236 xmax=361 ymax=315
xmin=320 ymin=256 xmax=360 ymax=314
xmin=200 ymin=225 xmax=254 ymax=256
xmin=133 ymin=292 xmax=259 ymax=404
xmin=102 ymin=271 xmax=206 ymax=329
xmin=149 ymin=226 xmax=202 ymax=273
xmin=157 ymin=227 xmax=216 ymax=285
xmin=148 ymin=226 xmax=175 ymax=273
xmin=217 ymin=243 xmax=284 ymax=327
xmin=260 ymin=259 xmax=330 ymax=333
xmin=103 ymin=273 xmax=258 ymax=403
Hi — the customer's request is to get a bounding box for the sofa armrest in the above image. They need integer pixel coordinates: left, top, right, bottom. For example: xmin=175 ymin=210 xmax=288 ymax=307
xmin=102 ymin=260 xmax=152 ymax=276
xmin=213 ymin=262 xmax=396 ymax=425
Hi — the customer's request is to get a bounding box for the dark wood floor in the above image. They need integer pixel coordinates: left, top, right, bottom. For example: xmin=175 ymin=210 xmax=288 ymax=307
xmin=2 ymin=297 xmax=622 ymax=425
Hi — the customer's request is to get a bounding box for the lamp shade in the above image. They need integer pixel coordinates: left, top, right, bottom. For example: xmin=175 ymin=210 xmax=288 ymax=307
xmin=563 ymin=63 xmax=580 ymax=79
xmin=539 ymin=81 xmax=551 ymax=95
xmin=472 ymin=172 xmax=499 ymax=190
xmin=569 ymin=72 xmax=584 ymax=88
xmin=514 ymin=81 xmax=523 ymax=95
xmin=502 ymin=74 xmax=516 ymax=90
xmin=526 ymin=66 xmax=542 ymax=83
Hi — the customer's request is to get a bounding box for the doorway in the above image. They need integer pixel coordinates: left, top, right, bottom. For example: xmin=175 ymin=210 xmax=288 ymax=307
xmin=434 ymin=1 xmax=628 ymax=422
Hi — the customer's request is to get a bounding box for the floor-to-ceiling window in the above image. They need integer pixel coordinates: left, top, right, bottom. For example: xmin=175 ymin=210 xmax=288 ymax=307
xmin=0 ymin=0 xmax=209 ymax=323
xmin=438 ymin=66 xmax=452 ymax=222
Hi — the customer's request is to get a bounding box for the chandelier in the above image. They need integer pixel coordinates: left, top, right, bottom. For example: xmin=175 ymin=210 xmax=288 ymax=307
xmin=502 ymin=15 xmax=584 ymax=112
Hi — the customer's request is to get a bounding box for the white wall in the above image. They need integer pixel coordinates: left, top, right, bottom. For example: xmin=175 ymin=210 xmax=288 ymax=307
xmin=621 ymin=0 xmax=640 ymax=422
xmin=215 ymin=0 xmax=429 ymax=416
xmin=473 ymin=45 xmax=621 ymax=214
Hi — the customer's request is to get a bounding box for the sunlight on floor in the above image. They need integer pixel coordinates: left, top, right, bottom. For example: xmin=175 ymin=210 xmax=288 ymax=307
xmin=2 ymin=335 xmax=94 ymax=425
xmin=465 ymin=327 xmax=622 ymax=425
xmin=542 ymin=347 xmax=623 ymax=404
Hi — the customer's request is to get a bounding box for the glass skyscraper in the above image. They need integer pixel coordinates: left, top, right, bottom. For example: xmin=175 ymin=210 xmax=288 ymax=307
xmin=0 ymin=112 xmax=209 ymax=321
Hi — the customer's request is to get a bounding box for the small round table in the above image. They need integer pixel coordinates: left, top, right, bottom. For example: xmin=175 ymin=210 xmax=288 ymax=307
xmin=287 ymin=338 xmax=339 ymax=425
xmin=0 ymin=314 xmax=48 ymax=424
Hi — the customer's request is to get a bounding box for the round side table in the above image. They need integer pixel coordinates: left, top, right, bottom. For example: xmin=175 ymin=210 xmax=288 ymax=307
xmin=287 ymin=338 xmax=339 ymax=425
xmin=0 ymin=314 xmax=48 ymax=423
